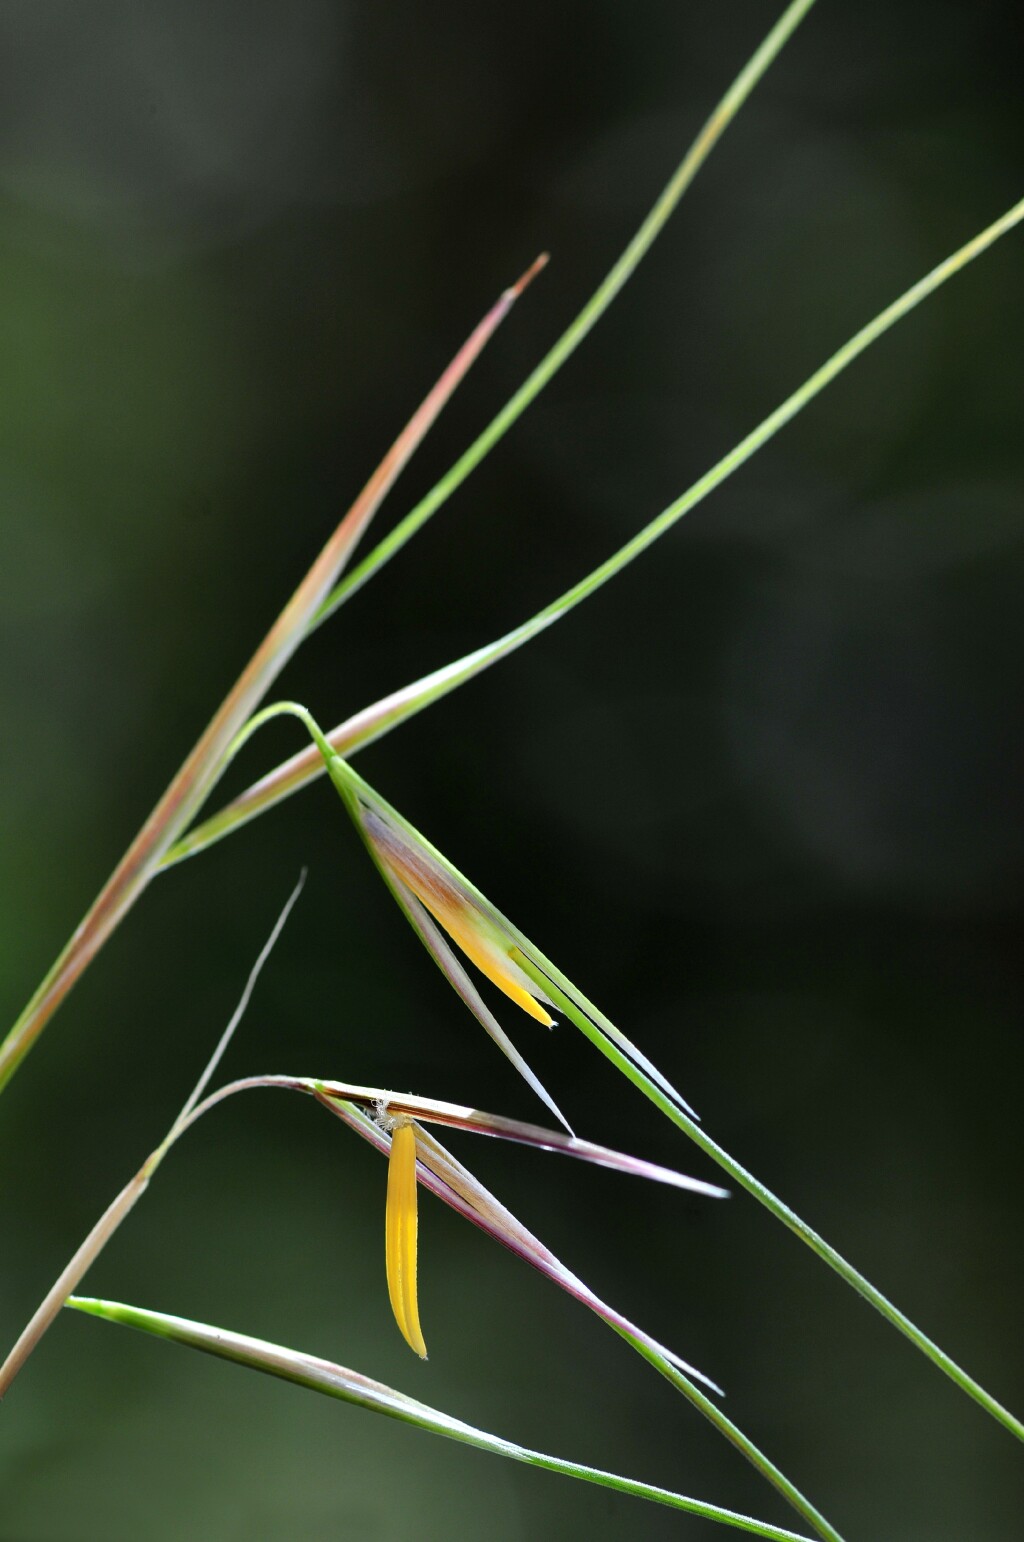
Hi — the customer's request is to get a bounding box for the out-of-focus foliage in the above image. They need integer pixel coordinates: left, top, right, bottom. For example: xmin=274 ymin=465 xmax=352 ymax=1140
xmin=1 ymin=3 xmax=1021 ymax=1538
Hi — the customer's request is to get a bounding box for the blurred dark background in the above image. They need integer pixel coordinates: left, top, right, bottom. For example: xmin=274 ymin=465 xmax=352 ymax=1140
xmin=1 ymin=2 xmax=1022 ymax=1538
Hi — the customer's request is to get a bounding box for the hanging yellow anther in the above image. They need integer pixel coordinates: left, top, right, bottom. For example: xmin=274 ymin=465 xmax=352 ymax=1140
xmin=385 ymin=1121 xmax=428 ymax=1359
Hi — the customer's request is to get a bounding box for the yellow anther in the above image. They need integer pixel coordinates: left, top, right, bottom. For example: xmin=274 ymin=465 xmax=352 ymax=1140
xmin=385 ymin=1122 xmax=427 ymax=1359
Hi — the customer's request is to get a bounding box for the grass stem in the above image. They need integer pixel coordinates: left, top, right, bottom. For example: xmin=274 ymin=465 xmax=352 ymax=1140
xmin=166 ymin=192 xmax=1024 ymax=869
xmin=520 ymin=964 xmax=1024 ymax=1445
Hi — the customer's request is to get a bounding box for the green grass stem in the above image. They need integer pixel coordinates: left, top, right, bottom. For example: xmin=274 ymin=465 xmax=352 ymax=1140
xmin=513 ymin=960 xmax=1024 ymax=1446
xmin=207 ymin=702 xmax=1024 ymax=1448
xmin=67 ymin=1296 xmax=818 ymax=1541
xmin=165 ymin=190 xmax=1024 ymax=871
xmin=307 ymin=0 xmax=820 ymax=627
xmin=0 ymin=0 xmax=817 ymax=1095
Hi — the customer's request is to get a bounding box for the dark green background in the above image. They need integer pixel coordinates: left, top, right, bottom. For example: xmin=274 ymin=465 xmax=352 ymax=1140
xmin=1 ymin=2 xmax=1022 ymax=1537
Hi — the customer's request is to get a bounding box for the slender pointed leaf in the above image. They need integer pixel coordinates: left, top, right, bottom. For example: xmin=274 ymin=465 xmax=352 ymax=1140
xmin=66 ymin=1296 xmax=816 ymax=1541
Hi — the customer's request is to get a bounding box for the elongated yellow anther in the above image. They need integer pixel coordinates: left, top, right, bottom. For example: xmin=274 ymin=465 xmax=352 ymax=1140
xmin=385 ymin=1121 xmax=427 ymax=1359
xmin=440 ymin=911 xmax=554 ymax=1026
xmin=364 ymin=808 xmax=555 ymax=1027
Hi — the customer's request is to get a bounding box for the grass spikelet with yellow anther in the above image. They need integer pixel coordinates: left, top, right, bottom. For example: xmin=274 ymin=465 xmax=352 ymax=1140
xmin=3 ymin=896 xmax=837 ymax=1540
xmin=4 ymin=0 xmax=1024 ymax=1536
xmin=322 ymin=745 xmax=695 ymax=1130
xmin=230 ymin=697 xmax=1024 ymax=1459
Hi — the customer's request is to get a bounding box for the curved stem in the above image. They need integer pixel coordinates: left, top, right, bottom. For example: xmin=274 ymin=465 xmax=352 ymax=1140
xmin=0 ymin=1076 xmax=303 ymax=1401
xmin=0 ymin=881 xmax=304 ymax=1399
xmin=1 ymin=2 xmax=816 ymax=1092
xmin=3 ymin=1055 xmax=841 ymax=1540
xmin=67 ymin=1295 xmax=818 ymax=1540
xmin=319 ymin=1096 xmax=842 ymax=1542
xmin=164 ymin=189 xmax=1024 ymax=871
xmin=177 ymin=702 xmax=1024 ymax=1449
xmin=172 ymin=698 xmax=1024 ymax=1447
xmin=309 ymin=0 xmax=820 ymax=626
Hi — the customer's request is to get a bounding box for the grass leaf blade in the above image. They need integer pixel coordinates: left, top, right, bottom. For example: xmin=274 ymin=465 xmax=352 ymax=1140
xmin=64 ymin=1297 xmax=819 ymax=1540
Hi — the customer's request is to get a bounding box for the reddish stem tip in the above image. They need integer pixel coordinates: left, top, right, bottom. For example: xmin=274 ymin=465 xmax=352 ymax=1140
xmin=507 ymin=252 xmax=550 ymax=299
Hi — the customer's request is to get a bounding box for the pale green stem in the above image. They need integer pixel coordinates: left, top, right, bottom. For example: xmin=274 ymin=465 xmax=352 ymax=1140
xmin=194 ymin=705 xmax=1024 ymax=1446
xmin=308 ymin=0 xmax=820 ymax=627
xmin=612 ymin=1325 xmax=841 ymax=1542
xmin=3 ymin=1024 xmax=836 ymax=1539
xmin=169 ymin=695 xmax=1024 ymax=1448
xmin=0 ymin=0 xmax=814 ymax=1092
xmin=66 ymin=1297 xmax=816 ymax=1541
xmin=164 ymin=189 xmax=1024 ymax=870
xmin=226 ymin=701 xmax=335 ymax=766
xmin=515 ymin=960 xmax=1024 ymax=1446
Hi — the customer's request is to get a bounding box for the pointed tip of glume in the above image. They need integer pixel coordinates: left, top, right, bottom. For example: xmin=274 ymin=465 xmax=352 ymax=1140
xmin=508 ymin=252 xmax=550 ymax=298
xmin=547 ymin=1100 xmax=575 ymax=1138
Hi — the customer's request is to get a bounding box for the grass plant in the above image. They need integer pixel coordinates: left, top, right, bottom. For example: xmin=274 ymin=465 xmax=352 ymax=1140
xmin=3 ymin=1 xmax=1021 ymax=1535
